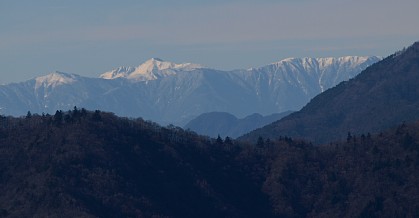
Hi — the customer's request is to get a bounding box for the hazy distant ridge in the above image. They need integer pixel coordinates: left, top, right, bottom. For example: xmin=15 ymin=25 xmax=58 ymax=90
xmin=0 ymin=56 xmax=379 ymax=125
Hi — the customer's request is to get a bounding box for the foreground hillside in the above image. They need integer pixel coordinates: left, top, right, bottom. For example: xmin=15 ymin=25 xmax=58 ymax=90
xmin=240 ymin=42 xmax=419 ymax=144
xmin=0 ymin=110 xmax=273 ymax=217
xmin=1 ymin=110 xmax=419 ymax=217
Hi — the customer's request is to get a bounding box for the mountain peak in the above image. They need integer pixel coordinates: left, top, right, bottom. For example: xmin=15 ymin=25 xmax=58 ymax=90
xmin=100 ymin=58 xmax=203 ymax=81
xmin=35 ymin=71 xmax=78 ymax=89
xmin=141 ymin=58 xmax=166 ymax=68
xmin=149 ymin=57 xmax=164 ymax=62
xmin=274 ymin=56 xmax=378 ymax=66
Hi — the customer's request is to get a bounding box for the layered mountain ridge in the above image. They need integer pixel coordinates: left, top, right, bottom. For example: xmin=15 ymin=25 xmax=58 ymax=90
xmin=0 ymin=56 xmax=379 ymax=125
xmin=184 ymin=111 xmax=292 ymax=138
xmin=240 ymin=42 xmax=419 ymax=144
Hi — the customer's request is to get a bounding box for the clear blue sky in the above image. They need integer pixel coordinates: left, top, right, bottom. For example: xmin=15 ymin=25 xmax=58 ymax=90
xmin=1 ymin=0 xmax=418 ymax=84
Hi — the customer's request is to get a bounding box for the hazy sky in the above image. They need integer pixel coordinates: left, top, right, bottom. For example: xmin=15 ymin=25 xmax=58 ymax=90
xmin=1 ymin=0 xmax=418 ymax=84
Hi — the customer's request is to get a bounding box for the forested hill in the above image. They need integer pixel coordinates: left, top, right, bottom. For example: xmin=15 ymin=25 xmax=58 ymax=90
xmin=0 ymin=109 xmax=274 ymax=218
xmin=1 ymin=109 xmax=419 ymax=217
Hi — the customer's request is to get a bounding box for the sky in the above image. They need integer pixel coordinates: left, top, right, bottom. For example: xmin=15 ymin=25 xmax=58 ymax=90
xmin=1 ymin=0 xmax=419 ymax=84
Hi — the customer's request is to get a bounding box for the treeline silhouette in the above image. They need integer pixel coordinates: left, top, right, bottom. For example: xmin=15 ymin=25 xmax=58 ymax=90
xmin=1 ymin=108 xmax=419 ymax=217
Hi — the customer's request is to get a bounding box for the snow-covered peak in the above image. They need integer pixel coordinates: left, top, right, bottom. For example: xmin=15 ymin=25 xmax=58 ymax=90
xmin=244 ymin=56 xmax=380 ymax=93
xmin=100 ymin=58 xmax=203 ymax=81
xmin=35 ymin=71 xmax=78 ymax=89
xmin=316 ymin=56 xmax=376 ymax=68
xmin=257 ymin=56 xmax=380 ymax=73
xmin=274 ymin=56 xmax=376 ymax=68
xmin=100 ymin=66 xmax=135 ymax=80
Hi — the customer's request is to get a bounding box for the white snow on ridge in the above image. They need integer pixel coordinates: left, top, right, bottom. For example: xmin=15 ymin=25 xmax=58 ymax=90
xmin=100 ymin=66 xmax=136 ymax=79
xmin=259 ymin=56 xmax=380 ymax=92
xmin=35 ymin=71 xmax=77 ymax=89
xmin=269 ymin=56 xmax=374 ymax=71
xmin=100 ymin=58 xmax=203 ymax=82
xmin=0 ymin=55 xmax=381 ymax=125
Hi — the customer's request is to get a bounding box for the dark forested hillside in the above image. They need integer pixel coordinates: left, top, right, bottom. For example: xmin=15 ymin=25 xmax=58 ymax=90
xmin=1 ymin=109 xmax=419 ymax=217
xmin=257 ymin=124 xmax=419 ymax=217
xmin=240 ymin=41 xmax=419 ymax=144
xmin=0 ymin=109 xmax=273 ymax=218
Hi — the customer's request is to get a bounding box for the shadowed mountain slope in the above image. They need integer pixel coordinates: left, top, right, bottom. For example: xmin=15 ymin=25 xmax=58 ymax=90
xmin=240 ymin=42 xmax=419 ymax=144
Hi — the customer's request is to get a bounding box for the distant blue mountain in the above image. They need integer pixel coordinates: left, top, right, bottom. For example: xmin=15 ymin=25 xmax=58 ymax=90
xmin=0 ymin=57 xmax=379 ymax=125
xmin=184 ymin=111 xmax=293 ymax=138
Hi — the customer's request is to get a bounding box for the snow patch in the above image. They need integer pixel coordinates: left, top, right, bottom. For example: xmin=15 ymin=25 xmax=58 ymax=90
xmin=100 ymin=58 xmax=203 ymax=82
xmin=35 ymin=71 xmax=77 ymax=89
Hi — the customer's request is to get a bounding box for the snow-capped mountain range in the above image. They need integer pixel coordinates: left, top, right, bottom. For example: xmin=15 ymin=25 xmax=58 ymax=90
xmin=0 ymin=56 xmax=380 ymax=125
xmin=100 ymin=58 xmax=203 ymax=81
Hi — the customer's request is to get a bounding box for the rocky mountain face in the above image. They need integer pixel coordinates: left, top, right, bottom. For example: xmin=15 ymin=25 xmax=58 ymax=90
xmin=0 ymin=56 xmax=379 ymax=125
xmin=184 ymin=111 xmax=292 ymax=138
xmin=240 ymin=42 xmax=419 ymax=144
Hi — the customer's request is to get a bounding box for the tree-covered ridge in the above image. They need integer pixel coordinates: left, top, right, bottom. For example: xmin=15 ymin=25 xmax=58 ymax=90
xmin=257 ymin=123 xmax=419 ymax=217
xmin=1 ymin=109 xmax=419 ymax=217
xmin=0 ymin=109 xmax=273 ymax=217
